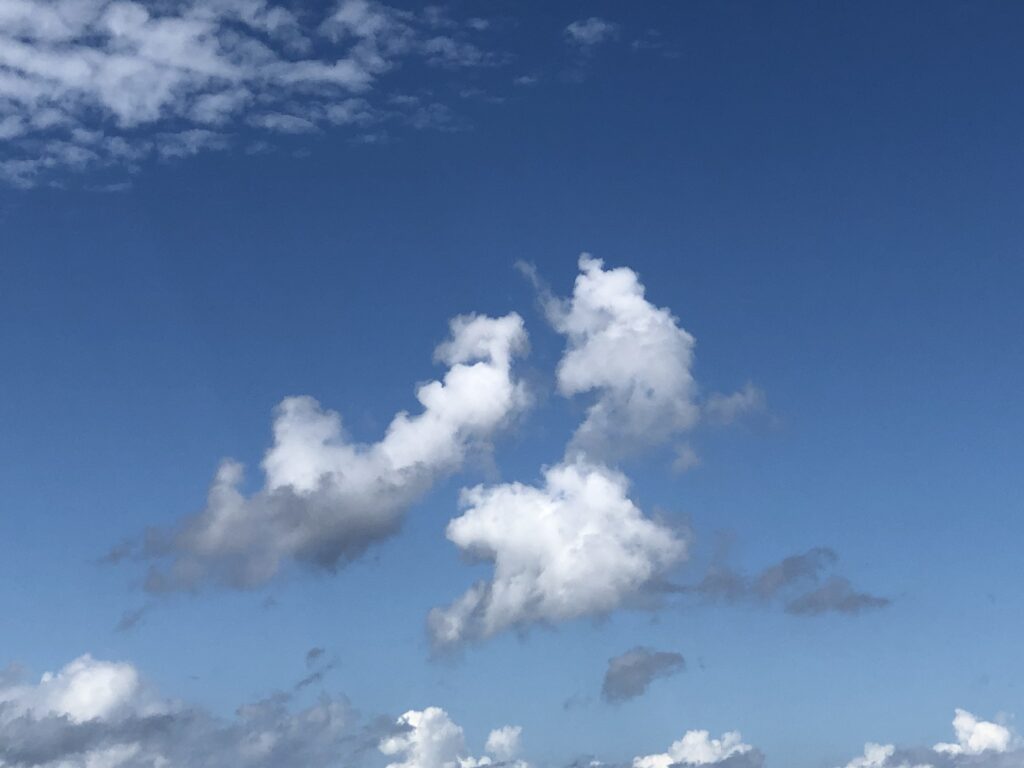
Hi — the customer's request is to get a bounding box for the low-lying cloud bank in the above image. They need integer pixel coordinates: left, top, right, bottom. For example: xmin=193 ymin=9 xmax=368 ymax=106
xmin=838 ymin=708 xmax=1019 ymax=768
xmin=2 ymin=653 xmax=1018 ymax=768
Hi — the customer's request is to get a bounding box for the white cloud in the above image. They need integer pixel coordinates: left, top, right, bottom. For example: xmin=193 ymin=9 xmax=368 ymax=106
xmin=379 ymin=708 xmax=525 ymax=768
xmin=633 ymin=729 xmax=755 ymax=767
xmin=565 ymin=18 xmax=619 ymax=47
xmin=839 ymin=709 xmax=1017 ymax=768
xmin=142 ymin=312 xmax=529 ymax=592
xmin=428 ymin=460 xmax=686 ymax=647
xmin=0 ymin=652 xmax=363 ymax=768
xmin=486 ymin=725 xmax=523 ymax=761
xmin=0 ymin=0 xmax=501 ymax=186
xmin=0 ymin=655 xmax=150 ymax=724
xmin=704 ymin=383 xmax=766 ymax=425
xmin=934 ymin=709 xmax=1013 ymax=756
xmin=547 ymin=255 xmax=699 ymax=459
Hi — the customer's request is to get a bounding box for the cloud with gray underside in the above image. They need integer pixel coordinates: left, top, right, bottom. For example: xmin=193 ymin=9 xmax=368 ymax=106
xmin=602 ymin=646 xmax=685 ymax=703
xmin=683 ymin=546 xmax=891 ymax=616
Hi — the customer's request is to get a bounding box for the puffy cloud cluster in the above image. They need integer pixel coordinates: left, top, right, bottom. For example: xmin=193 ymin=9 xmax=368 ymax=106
xmin=839 ymin=709 xmax=1018 ymax=768
xmin=601 ymin=647 xmax=685 ymax=704
xmin=0 ymin=0 xmax=500 ymax=186
xmin=0 ymin=653 xmax=364 ymax=768
xmin=547 ymin=255 xmax=699 ymax=459
xmin=141 ymin=312 xmax=528 ymax=592
xmin=380 ymin=708 xmax=525 ymax=768
xmin=431 ymin=256 xmax=766 ymax=647
xmin=427 ymin=460 xmax=686 ymax=647
xmin=632 ymin=729 xmax=761 ymax=768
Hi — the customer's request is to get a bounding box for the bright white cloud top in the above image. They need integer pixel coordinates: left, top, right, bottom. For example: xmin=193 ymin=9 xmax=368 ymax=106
xmin=142 ymin=312 xmax=528 ymax=591
xmin=632 ymin=728 xmax=757 ymax=767
xmin=380 ymin=708 xmax=524 ymax=768
xmin=548 ymin=255 xmax=700 ymax=458
xmin=428 ymin=460 xmax=686 ymax=646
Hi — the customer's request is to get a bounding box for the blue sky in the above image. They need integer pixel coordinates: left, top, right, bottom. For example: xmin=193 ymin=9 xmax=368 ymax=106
xmin=1 ymin=2 xmax=1024 ymax=768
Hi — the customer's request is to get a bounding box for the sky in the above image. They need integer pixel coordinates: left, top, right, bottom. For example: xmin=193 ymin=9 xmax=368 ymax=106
xmin=1 ymin=1 xmax=1024 ymax=767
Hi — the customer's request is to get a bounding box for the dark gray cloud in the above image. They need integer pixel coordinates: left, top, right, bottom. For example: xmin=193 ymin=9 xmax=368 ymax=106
xmin=601 ymin=647 xmax=685 ymax=703
xmin=684 ymin=546 xmax=890 ymax=617
xmin=784 ymin=576 xmax=891 ymax=616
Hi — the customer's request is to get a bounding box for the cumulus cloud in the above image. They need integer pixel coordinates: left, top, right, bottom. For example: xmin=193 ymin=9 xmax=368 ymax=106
xmin=485 ymin=725 xmax=523 ymax=761
xmin=136 ymin=312 xmax=528 ymax=592
xmin=685 ymin=546 xmax=890 ymax=617
xmin=601 ymin=647 xmax=685 ymax=704
xmin=427 ymin=460 xmax=687 ymax=647
xmin=839 ymin=709 xmax=1019 ymax=768
xmin=565 ymin=18 xmax=619 ymax=47
xmin=0 ymin=0 xmax=503 ymax=187
xmin=545 ymin=255 xmax=700 ymax=459
xmin=934 ymin=709 xmax=1014 ymax=756
xmin=379 ymin=708 xmax=525 ymax=768
xmin=633 ymin=728 xmax=762 ymax=767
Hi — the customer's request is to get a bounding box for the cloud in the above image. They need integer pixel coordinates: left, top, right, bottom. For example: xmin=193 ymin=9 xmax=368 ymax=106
xmin=486 ymin=725 xmax=523 ymax=761
xmin=545 ymin=255 xmax=700 ymax=459
xmin=839 ymin=709 xmax=1019 ymax=768
xmin=379 ymin=707 xmax=525 ymax=768
xmin=633 ymin=728 xmax=762 ymax=767
xmin=934 ymin=709 xmax=1014 ymax=756
xmin=0 ymin=0 xmax=503 ymax=187
xmin=135 ymin=312 xmax=528 ymax=592
xmin=565 ymin=18 xmax=619 ymax=47
xmin=784 ymin=576 xmax=892 ymax=616
xmin=427 ymin=460 xmax=687 ymax=648
xmin=703 ymin=384 xmax=766 ymax=426
xmin=0 ymin=653 xmax=389 ymax=768
xmin=684 ymin=546 xmax=890 ymax=617
xmin=601 ymin=647 xmax=685 ymax=704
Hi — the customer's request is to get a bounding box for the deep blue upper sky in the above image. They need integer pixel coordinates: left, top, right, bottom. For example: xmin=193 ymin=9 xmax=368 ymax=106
xmin=1 ymin=3 xmax=1023 ymax=768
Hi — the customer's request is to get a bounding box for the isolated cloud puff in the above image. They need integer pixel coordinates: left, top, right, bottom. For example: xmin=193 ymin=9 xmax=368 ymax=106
xmin=140 ymin=312 xmax=529 ymax=592
xmin=546 ymin=255 xmax=699 ymax=459
xmin=601 ymin=647 xmax=685 ymax=704
xmin=839 ymin=709 xmax=1018 ymax=768
xmin=633 ymin=728 xmax=761 ymax=767
xmin=0 ymin=0 xmax=500 ymax=186
xmin=428 ymin=460 xmax=686 ymax=647
xmin=564 ymin=18 xmax=619 ymax=47
xmin=380 ymin=708 xmax=525 ymax=768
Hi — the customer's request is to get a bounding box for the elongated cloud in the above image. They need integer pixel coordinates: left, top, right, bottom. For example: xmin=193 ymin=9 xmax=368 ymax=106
xmin=633 ymin=728 xmax=761 ymax=767
xmin=139 ymin=312 xmax=528 ymax=592
xmin=685 ymin=546 xmax=891 ymax=617
xmin=428 ymin=460 xmax=686 ymax=647
xmin=601 ymin=647 xmax=685 ymax=704
xmin=546 ymin=255 xmax=699 ymax=459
